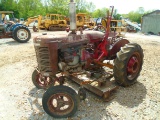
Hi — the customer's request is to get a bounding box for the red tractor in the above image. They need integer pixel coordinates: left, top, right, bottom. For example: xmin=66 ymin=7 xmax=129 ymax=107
xmin=32 ymin=0 xmax=143 ymax=118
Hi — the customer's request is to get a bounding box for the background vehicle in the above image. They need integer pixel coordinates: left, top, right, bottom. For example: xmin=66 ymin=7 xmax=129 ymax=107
xmin=43 ymin=14 xmax=68 ymax=31
xmin=76 ymin=13 xmax=95 ymax=29
xmin=32 ymin=0 xmax=143 ymax=118
xmin=96 ymin=17 xmax=127 ymax=37
xmin=24 ymin=14 xmax=68 ymax=31
xmin=0 ymin=11 xmax=31 ymax=43
xmin=23 ymin=15 xmax=42 ymax=32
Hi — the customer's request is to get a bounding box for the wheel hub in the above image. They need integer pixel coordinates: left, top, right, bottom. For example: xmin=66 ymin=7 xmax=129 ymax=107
xmin=48 ymin=93 xmax=74 ymax=115
xmin=127 ymin=53 xmax=141 ymax=80
xmin=127 ymin=56 xmax=138 ymax=74
xmin=36 ymin=74 xmax=53 ymax=87
xmin=17 ymin=29 xmax=28 ymax=40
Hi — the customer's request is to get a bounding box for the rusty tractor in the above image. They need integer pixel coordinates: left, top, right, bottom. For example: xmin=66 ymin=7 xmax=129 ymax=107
xmin=0 ymin=11 xmax=31 ymax=43
xmin=32 ymin=0 xmax=144 ymax=118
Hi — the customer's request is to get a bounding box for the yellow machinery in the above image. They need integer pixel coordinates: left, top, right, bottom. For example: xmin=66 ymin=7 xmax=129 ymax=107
xmin=24 ymin=14 xmax=68 ymax=32
xmin=40 ymin=14 xmax=68 ymax=31
xmin=24 ymin=15 xmax=43 ymax=32
xmin=110 ymin=19 xmax=126 ymax=33
xmin=24 ymin=15 xmax=42 ymax=26
xmin=72 ymin=12 xmax=126 ymax=34
xmin=100 ymin=18 xmax=127 ymax=37
xmin=1 ymin=12 xmax=7 ymax=22
xmin=76 ymin=13 xmax=95 ymax=29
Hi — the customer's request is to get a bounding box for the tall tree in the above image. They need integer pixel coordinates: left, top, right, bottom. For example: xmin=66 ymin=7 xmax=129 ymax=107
xmin=47 ymin=0 xmax=69 ymax=15
xmin=75 ymin=0 xmax=88 ymax=13
xmin=127 ymin=11 xmax=142 ymax=23
xmin=92 ymin=8 xmax=108 ymax=18
xmin=18 ymin=0 xmax=45 ymax=19
xmin=0 ymin=0 xmax=19 ymax=18
xmin=44 ymin=0 xmax=49 ymax=13
xmin=86 ymin=1 xmax=96 ymax=16
xmin=0 ymin=0 xmax=98 ymax=20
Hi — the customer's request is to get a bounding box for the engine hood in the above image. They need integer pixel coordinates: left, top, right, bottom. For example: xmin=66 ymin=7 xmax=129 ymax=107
xmin=33 ymin=31 xmax=105 ymax=48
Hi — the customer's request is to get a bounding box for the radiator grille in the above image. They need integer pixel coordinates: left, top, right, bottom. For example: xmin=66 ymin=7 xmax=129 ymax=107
xmin=35 ymin=46 xmax=52 ymax=73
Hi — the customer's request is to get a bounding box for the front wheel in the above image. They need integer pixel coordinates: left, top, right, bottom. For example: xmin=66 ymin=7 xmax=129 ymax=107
xmin=42 ymin=85 xmax=80 ymax=118
xmin=113 ymin=43 xmax=144 ymax=87
xmin=32 ymin=70 xmax=54 ymax=89
xmin=12 ymin=25 xmax=31 ymax=43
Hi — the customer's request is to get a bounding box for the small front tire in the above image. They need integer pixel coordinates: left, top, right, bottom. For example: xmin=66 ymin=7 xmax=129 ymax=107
xmin=32 ymin=70 xmax=54 ymax=89
xmin=42 ymin=85 xmax=80 ymax=118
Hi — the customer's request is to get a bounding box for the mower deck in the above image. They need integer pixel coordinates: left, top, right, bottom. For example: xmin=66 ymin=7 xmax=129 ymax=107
xmin=69 ymin=73 xmax=119 ymax=101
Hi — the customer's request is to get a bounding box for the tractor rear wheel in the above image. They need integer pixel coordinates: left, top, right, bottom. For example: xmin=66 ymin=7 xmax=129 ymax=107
xmin=113 ymin=43 xmax=143 ymax=87
xmin=12 ymin=26 xmax=31 ymax=43
xmin=42 ymin=85 xmax=80 ymax=118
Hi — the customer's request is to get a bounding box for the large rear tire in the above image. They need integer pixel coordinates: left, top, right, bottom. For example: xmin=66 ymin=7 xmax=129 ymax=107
xmin=12 ymin=25 xmax=31 ymax=43
xmin=113 ymin=43 xmax=143 ymax=87
xmin=42 ymin=85 xmax=80 ymax=118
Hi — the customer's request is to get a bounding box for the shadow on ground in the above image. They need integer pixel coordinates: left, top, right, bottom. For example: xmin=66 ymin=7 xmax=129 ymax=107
xmin=27 ymin=80 xmax=146 ymax=120
xmin=113 ymin=81 xmax=147 ymax=108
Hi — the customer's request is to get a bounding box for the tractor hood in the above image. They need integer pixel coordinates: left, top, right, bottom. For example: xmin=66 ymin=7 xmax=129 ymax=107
xmin=33 ymin=31 xmax=104 ymax=48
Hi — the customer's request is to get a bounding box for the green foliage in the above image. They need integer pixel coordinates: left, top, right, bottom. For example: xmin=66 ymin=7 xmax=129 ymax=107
xmin=121 ymin=7 xmax=155 ymax=23
xmin=47 ymin=0 xmax=69 ymax=16
xmin=86 ymin=2 xmax=95 ymax=13
xmin=0 ymin=4 xmax=5 ymax=11
xmin=18 ymin=0 xmax=45 ymax=19
xmin=0 ymin=0 xmax=110 ymax=20
xmin=92 ymin=8 xmax=108 ymax=18
xmin=0 ymin=0 xmax=45 ymax=19
xmin=0 ymin=0 xmax=155 ymax=23
xmin=76 ymin=0 xmax=87 ymax=13
xmin=127 ymin=11 xmax=142 ymax=23
xmin=113 ymin=14 xmax=122 ymax=20
xmin=0 ymin=0 xmax=19 ymax=17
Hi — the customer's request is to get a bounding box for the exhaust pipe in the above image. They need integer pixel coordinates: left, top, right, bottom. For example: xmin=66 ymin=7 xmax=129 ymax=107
xmin=69 ymin=0 xmax=76 ymax=33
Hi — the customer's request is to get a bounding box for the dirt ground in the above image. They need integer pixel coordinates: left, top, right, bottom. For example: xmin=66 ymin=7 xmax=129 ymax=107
xmin=0 ymin=30 xmax=160 ymax=120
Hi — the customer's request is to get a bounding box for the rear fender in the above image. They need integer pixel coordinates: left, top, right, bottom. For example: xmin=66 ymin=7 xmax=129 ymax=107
xmin=10 ymin=23 xmax=25 ymax=31
xmin=109 ymin=39 xmax=129 ymax=59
